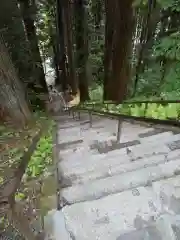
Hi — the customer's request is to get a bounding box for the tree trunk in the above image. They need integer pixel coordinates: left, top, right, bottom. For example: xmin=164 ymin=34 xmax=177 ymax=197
xmin=75 ymin=0 xmax=90 ymax=101
xmin=0 ymin=0 xmax=34 ymax=85
xmin=51 ymin=34 xmax=60 ymax=85
xmin=104 ymin=0 xmax=133 ymax=102
xmin=19 ymin=0 xmax=47 ymax=92
xmin=56 ymin=0 xmax=67 ymax=90
xmin=103 ymin=0 xmax=114 ymax=100
xmin=0 ymin=0 xmax=47 ymax=108
xmin=0 ymin=36 xmax=31 ymax=125
xmin=62 ymin=0 xmax=78 ymax=94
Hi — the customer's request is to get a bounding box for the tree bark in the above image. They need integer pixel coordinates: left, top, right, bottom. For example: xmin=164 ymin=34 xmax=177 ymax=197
xmin=103 ymin=0 xmax=114 ymax=100
xmin=19 ymin=0 xmax=47 ymax=92
xmin=104 ymin=0 xmax=133 ymax=102
xmin=62 ymin=0 xmax=78 ymax=94
xmin=91 ymin=0 xmax=102 ymax=31
xmin=0 ymin=0 xmax=47 ymax=108
xmin=56 ymin=0 xmax=67 ymax=90
xmin=75 ymin=0 xmax=90 ymax=101
xmin=0 ymin=0 xmax=34 ymax=85
xmin=0 ymin=36 xmax=31 ymax=125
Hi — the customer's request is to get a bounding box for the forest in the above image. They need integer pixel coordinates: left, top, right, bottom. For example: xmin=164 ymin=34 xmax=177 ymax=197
xmin=1 ymin=0 xmax=180 ymax=123
xmin=0 ymin=0 xmax=180 ymax=239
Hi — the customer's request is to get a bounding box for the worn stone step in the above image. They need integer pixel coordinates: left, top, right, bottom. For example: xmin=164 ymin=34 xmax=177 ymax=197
xmin=44 ymin=211 xmax=179 ymax=240
xmin=57 ymin=127 xmax=155 ymax=150
xmin=100 ymin=133 xmax=180 ymax=159
xmin=60 ymin=158 xmax=180 ymax=204
xmin=57 ymin=128 xmax=175 ymax=159
xmin=59 ymin=142 xmax=170 ymax=177
xmin=57 ymin=117 xmax=156 ymax=147
xmin=60 ymin=149 xmax=180 ymax=185
xmin=54 ymin=114 xmax=180 ymax=239
xmin=58 ymin=175 xmax=180 ymax=240
xmin=58 ymin=138 xmax=160 ymax=166
xmin=59 ymin=133 xmax=180 ymax=173
xmin=90 ymin=132 xmax=180 ymax=155
xmin=58 ymin=128 xmax=115 ymax=145
xmin=138 ymin=131 xmax=173 ymax=143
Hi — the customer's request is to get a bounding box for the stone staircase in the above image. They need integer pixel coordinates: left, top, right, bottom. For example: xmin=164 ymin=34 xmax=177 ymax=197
xmin=45 ymin=112 xmax=180 ymax=240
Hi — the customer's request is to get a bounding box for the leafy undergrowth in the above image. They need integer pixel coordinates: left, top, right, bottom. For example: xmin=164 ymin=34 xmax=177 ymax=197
xmin=0 ymin=113 xmax=51 ymax=184
xmin=0 ymin=112 xmax=54 ymax=235
xmin=81 ymin=101 xmax=180 ymax=121
xmin=15 ymin=119 xmax=55 ymax=233
xmin=25 ymin=120 xmax=54 ymax=179
xmin=88 ymin=86 xmax=180 ymax=121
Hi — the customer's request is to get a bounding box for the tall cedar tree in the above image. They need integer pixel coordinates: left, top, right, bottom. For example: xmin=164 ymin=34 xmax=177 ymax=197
xmin=56 ymin=0 xmax=67 ymax=90
xmin=19 ymin=0 xmax=47 ymax=92
xmin=62 ymin=0 xmax=78 ymax=94
xmin=75 ymin=0 xmax=90 ymax=101
xmin=0 ymin=36 xmax=31 ymax=125
xmin=104 ymin=0 xmax=133 ymax=102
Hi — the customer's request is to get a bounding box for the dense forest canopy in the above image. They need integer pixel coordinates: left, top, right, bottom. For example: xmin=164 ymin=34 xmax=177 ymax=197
xmin=0 ymin=0 xmax=180 ymax=122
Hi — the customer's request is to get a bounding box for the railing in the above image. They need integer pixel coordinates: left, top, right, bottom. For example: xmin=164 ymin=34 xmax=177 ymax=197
xmin=77 ymin=99 xmax=180 ymax=121
xmin=68 ymin=99 xmax=180 ymax=143
xmin=0 ymin=127 xmax=45 ymax=240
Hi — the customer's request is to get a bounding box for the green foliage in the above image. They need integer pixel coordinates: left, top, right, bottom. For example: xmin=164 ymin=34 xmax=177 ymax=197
xmin=158 ymin=0 xmax=180 ymax=10
xmin=90 ymin=85 xmax=103 ymax=100
xmin=26 ymin=120 xmax=54 ymax=178
xmin=34 ymin=0 xmax=180 ymax=102
xmin=86 ymin=85 xmax=180 ymax=121
xmin=36 ymin=0 xmax=56 ymax=60
xmin=82 ymin=99 xmax=180 ymax=121
xmin=89 ymin=38 xmax=104 ymax=85
xmin=154 ymin=32 xmax=180 ymax=60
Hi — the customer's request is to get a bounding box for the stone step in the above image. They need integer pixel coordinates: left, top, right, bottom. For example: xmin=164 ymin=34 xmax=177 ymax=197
xmin=90 ymin=132 xmax=180 ymax=155
xmin=58 ymin=128 xmax=115 ymax=145
xmin=92 ymin=132 xmax=180 ymax=159
xmin=60 ymin=149 xmax=180 ymax=185
xmin=60 ymin=158 xmax=180 ymax=204
xmin=59 ymin=132 xmax=180 ymax=171
xmin=58 ymin=175 xmax=180 ymax=240
xmin=58 ymin=128 xmax=177 ymax=160
xmin=104 ymin=132 xmax=179 ymax=157
xmin=138 ymin=131 xmax=173 ymax=143
xmin=59 ymin=141 xmax=171 ymax=177
xmin=44 ymin=211 xmax=180 ymax=240
xmin=57 ymin=118 xmax=156 ymax=149
xmin=54 ymin=114 xmax=180 ymax=239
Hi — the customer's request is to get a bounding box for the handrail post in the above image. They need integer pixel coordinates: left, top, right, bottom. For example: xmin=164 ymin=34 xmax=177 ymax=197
xmin=117 ymin=118 xmax=122 ymax=142
xmin=72 ymin=109 xmax=75 ymax=119
xmin=144 ymin=102 xmax=148 ymax=117
xmin=106 ymin=104 xmax=109 ymax=111
xmin=89 ymin=110 xmax=92 ymax=128
xmin=78 ymin=111 xmax=80 ymax=120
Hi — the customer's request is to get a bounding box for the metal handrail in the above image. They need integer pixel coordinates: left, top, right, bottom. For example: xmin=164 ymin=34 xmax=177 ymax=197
xmin=68 ymin=104 xmax=180 ymax=146
xmin=75 ymin=107 xmax=179 ymax=124
xmin=83 ymin=99 xmax=180 ymax=106
xmin=67 ymin=97 xmax=180 ymax=145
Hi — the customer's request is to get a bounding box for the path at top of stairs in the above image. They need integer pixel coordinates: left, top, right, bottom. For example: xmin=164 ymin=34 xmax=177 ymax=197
xmin=45 ymin=112 xmax=180 ymax=240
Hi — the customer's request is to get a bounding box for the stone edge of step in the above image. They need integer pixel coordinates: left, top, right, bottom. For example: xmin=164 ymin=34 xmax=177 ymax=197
xmin=59 ymin=157 xmax=180 ymax=205
xmin=58 ymin=131 xmax=180 ymax=165
xmin=44 ymin=209 xmax=72 ymax=240
xmin=59 ymin=150 xmax=180 ymax=187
